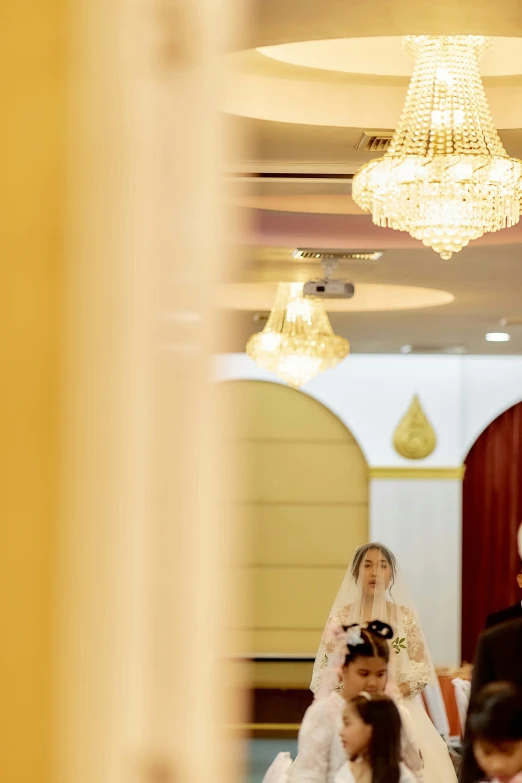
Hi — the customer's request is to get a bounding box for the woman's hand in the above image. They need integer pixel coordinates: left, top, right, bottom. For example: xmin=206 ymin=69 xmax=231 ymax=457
xmin=399 ymin=682 xmax=412 ymax=698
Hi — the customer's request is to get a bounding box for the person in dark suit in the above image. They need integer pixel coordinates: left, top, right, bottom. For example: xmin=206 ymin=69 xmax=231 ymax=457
xmin=460 ymin=528 xmax=522 ymax=783
xmin=459 ymin=618 xmax=522 ymax=783
xmin=486 ymin=560 xmax=522 ymax=628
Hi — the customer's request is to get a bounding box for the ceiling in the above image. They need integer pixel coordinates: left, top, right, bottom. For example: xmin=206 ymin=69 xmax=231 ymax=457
xmin=221 ymin=2 xmax=522 ymax=355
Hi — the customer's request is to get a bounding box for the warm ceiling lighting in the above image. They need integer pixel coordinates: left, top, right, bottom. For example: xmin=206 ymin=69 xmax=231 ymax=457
xmin=485 ymin=332 xmax=510 ymax=342
xmin=353 ymin=36 xmax=522 ymax=260
xmin=246 ymin=282 xmax=349 ymax=388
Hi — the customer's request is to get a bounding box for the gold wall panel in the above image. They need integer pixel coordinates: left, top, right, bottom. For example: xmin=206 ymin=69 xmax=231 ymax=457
xmin=221 ymin=380 xmax=357 ymax=442
xmin=248 ymin=629 xmax=326 ymax=654
xmin=243 ymin=504 xmax=368 ymax=566
xmin=226 ymin=442 xmax=367 ymax=504
xmin=220 ymin=381 xmax=368 ymax=653
xmin=250 ymin=566 xmax=347 ymax=628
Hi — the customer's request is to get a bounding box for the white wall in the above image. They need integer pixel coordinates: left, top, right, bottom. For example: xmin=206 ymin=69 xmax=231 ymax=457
xmin=214 ymin=353 xmax=522 ymax=466
xmin=214 ymin=353 xmax=522 ymax=665
xmin=371 ymin=479 xmax=462 ymax=666
xmin=462 ymin=357 xmax=522 ymax=457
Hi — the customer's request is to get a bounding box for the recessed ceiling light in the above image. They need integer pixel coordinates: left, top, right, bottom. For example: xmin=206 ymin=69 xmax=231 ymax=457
xmin=400 ymin=344 xmax=413 ymax=354
xmin=486 ymin=332 xmax=510 ymax=342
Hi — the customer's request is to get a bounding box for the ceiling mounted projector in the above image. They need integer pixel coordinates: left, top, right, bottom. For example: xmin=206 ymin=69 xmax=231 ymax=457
xmin=303 ymin=279 xmax=355 ymax=299
xmin=295 ymin=250 xmax=356 ymax=300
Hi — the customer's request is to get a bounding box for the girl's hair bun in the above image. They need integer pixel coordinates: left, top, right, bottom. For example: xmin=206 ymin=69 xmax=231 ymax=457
xmin=365 ymin=620 xmax=394 ymax=640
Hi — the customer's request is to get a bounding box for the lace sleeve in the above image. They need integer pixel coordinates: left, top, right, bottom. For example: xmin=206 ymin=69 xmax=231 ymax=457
xmin=311 ymin=612 xmax=344 ymax=694
xmin=289 ymin=698 xmax=336 ymax=783
xmin=400 ymin=608 xmax=432 ymax=697
xmin=397 ymin=704 xmax=424 ymax=783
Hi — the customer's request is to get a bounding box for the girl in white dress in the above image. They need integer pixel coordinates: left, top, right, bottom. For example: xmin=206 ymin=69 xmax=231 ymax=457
xmin=311 ymin=543 xmax=457 ymax=783
xmin=335 ymin=693 xmax=417 ymax=783
xmin=284 ymin=622 xmax=423 ymax=783
xmin=467 ymin=682 xmax=522 ymax=783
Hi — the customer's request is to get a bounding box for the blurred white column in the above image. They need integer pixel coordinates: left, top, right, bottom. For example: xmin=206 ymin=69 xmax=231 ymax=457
xmin=57 ymin=1 xmax=246 ymax=782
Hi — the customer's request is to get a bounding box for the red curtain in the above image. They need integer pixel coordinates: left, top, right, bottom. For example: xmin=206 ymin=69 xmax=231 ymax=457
xmin=462 ymin=402 xmax=522 ymax=663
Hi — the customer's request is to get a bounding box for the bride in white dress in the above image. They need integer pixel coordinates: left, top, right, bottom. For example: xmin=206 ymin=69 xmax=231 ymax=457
xmin=311 ymin=542 xmax=457 ymax=783
xmin=264 ymin=621 xmax=423 ymax=783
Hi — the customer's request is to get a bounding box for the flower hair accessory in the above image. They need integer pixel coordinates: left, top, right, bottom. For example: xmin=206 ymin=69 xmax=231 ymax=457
xmin=346 ymin=626 xmax=364 ymax=647
xmin=315 ymin=623 xmax=373 ymax=701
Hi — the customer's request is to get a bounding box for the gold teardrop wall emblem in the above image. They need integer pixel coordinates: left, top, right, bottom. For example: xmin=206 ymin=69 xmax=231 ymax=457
xmin=393 ymin=395 xmax=436 ymax=460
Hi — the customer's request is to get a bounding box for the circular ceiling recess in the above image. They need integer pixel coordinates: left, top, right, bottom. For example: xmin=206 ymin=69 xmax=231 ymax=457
xmin=257 ymin=36 xmax=522 ymax=78
xmin=226 ymin=35 xmax=522 ymax=128
xmin=217 ymin=282 xmax=454 ymax=312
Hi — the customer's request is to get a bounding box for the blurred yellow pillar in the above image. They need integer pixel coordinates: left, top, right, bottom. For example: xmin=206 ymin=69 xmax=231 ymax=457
xmin=0 ymin=1 xmax=64 ymax=781
xmin=2 ymin=0 xmax=245 ymax=780
xmin=56 ymin=0 xmax=245 ymax=781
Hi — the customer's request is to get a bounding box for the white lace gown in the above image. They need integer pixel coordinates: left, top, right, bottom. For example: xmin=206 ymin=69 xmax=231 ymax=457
xmin=386 ymin=608 xmax=458 ymax=783
xmin=287 ymin=692 xmax=423 ymax=783
xmin=399 ymin=695 xmax=456 ymax=783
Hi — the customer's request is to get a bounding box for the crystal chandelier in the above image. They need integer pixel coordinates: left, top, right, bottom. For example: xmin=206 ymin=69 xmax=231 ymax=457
xmin=353 ymin=36 xmax=522 ymax=259
xmin=246 ymin=282 xmax=349 ymax=388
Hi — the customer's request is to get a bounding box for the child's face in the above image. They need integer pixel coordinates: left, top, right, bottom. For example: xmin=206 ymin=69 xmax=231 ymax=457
xmin=341 ymin=656 xmax=388 ymax=700
xmin=473 ymin=738 xmax=522 ymax=782
xmin=340 ymin=703 xmax=372 ymax=760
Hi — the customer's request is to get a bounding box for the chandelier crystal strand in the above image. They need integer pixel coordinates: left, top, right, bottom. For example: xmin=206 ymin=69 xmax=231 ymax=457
xmin=246 ymin=282 xmax=349 ymax=388
xmin=353 ymin=36 xmax=522 ymax=259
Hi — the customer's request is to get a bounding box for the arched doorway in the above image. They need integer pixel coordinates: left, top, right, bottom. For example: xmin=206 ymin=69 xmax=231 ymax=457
xmin=461 ymin=401 xmax=522 ymax=662
xmin=218 ymin=380 xmax=369 ymax=658
xmin=218 ymin=379 xmax=369 ymax=750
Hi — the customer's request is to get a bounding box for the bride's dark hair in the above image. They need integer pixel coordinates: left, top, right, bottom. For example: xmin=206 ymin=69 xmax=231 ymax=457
xmin=351 ymin=542 xmax=397 ymax=585
xmin=342 ymin=621 xmax=394 ymax=667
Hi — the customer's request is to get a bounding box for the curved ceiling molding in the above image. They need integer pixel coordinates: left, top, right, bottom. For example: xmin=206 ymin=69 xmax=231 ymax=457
xmin=257 ymin=37 xmax=522 ymax=78
xmin=224 ymin=71 xmax=407 ymax=128
xmin=225 ymin=64 xmax=522 ymax=130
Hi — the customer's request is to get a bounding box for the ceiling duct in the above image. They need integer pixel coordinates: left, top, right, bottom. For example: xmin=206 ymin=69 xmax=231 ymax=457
xmin=292 ymin=249 xmax=383 ymax=261
xmin=402 ymin=344 xmax=467 ymax=355
xmin=355 ymin=131 xmax=394 ymax=153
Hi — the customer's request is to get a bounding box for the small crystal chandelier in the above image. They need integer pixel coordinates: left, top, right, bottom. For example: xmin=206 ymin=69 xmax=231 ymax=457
xmin=246 ymin=283 xmax=349 ymax=388
xmin=353 ymin=36 xmax=522 ymax=259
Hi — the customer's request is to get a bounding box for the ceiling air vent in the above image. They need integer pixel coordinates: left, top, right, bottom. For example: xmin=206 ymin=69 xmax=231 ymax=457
xmin=292 ymin=249 xmax=383 ymax=262
xmin=355 ymin=131 xmax=394 ymax=153
xmin=401 ymin=344 xmax=467 ymax=355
